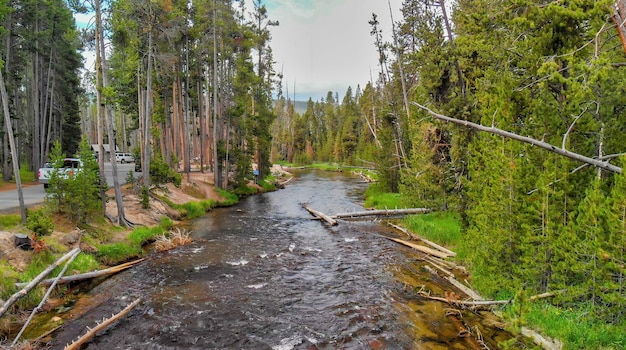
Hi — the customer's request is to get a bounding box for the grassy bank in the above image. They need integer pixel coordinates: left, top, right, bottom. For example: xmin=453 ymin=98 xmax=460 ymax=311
xmin=0 ymin=186 xmax=243 ymax=337
xmin=363 ymin=184 xmax=626 ymax=349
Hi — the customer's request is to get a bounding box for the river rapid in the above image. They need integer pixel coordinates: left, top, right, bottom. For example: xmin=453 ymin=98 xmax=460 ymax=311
xmin=41 ymin=170 xmax=522 ymax=349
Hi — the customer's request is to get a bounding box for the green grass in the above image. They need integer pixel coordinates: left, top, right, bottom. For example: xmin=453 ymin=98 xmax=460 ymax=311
xmin=233 ymin=184 xmax=257 ymax=197
xmin=402 ymin=212 xmax=462 ymax=248
xmin=509 ymin=302 xmax=626 ymax=349
xmin=20 ymin=163 xmax=36 ymax=182
xmin=96 ymin=243 xmax=142 ymax=265
xmin=258 ymin=179 xmax=276 ymax=192
xmin=128 ymin=218 xmax=173 ymax=246
xmin=363 ymin=183 xmax=407 ymax=209
xmin=67 ymin=253 xmax=101 ymax=273
xmin=216 ymin=189 xmax=238 ymax=205
xmin=0 ymin=214 xmax=22 ymax=229
xmin=363 ymin=184 xmax=626 ymax=350
xmin=0 ymin=261 xmax=19 ymax=299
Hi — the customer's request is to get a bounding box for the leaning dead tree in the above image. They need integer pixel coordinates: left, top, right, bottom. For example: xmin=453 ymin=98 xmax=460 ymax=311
xmin=411 ymin=102 xmax=623 ymax=174
xmin=0 ymin=248 xmax=80 ymax=318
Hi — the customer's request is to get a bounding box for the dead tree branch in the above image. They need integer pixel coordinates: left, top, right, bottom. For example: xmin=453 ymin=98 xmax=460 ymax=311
xmin=64 ymin=298 xmax=141 ymax=350
xmin=411 ymin=102 xmax=623 ymax=174
xmin=0 ymin=248 xmax=80 ymax=318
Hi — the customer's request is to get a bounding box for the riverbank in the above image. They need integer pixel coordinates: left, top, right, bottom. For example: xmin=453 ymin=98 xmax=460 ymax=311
xmin=0 ymin=166 xmax=291 ymax=347
xmin=363 ymin=182 xmax=626 ymax=350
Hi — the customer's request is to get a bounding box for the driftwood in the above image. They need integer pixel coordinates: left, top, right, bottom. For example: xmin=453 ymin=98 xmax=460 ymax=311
xmin=387 ymin=237 xmax=452 ymax=259
xmin=12 ymin=249 xmax=81 ymax=346
xmin=446 ymin=312 xmax=485 ymax=350
xmin=420 ymin=289 xmax=561 ymax=308
xmin=0 ymin=248 xmax=80 ymax=318
xmin=411 ymin=102 xmax=623 ymax=174
xmin=15 ymin=258 xmax=147 ymax=288
xmin=419 ymin=292 xmax=510 ymax=307
xmin=521 ymin=327 xmax=563 ymax=350
xmin=427 ymin=260 xmax=454 ymax=277
xmin=64 ymin=298 xmax=142 ymax=350
xmin=302 ymin=204 xmax=338 ymax=226
xmin=333 ymin=208 xmax=431 ymax=219
xmin=423 ymin=255 xmax=466 ymax=274
xmin=445 ymin=276 xmax=484 ymax=301
xmin=388 ymin=223 xmax=456 ymax=257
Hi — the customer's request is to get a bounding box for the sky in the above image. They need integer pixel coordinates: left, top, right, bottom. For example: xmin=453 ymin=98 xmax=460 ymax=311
xmin=74 ymin=0 xmax=404 ymax=102
xmin=260 ymin=0 xmax=403 ymax=101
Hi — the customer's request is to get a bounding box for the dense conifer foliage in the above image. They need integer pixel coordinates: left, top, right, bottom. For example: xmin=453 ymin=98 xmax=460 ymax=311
xmin=271 ymin=0 xmax=626 ymax=325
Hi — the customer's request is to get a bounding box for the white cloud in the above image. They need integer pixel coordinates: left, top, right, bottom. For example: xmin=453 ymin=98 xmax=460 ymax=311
xmin=261 ymin=0 xmax=403 ymax=101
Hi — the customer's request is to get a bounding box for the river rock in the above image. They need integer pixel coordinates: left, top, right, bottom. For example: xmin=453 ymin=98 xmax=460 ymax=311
xmin=60 ymin=230 xmax=82 ymax=246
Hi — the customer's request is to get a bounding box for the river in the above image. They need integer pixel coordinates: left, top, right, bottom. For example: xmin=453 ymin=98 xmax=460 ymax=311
xmin=41 ymin=170 xmax=521 ymax=349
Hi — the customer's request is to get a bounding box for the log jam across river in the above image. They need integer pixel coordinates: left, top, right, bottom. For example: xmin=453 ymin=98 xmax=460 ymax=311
xmin=44 ymin=170 xmax=523 ymax=349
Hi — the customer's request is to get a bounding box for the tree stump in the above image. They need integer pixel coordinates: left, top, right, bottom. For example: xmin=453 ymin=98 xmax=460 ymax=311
xmin=14 ymin=234 xmax=32 ymax=250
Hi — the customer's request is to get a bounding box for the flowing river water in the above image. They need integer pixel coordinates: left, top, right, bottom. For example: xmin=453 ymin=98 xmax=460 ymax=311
xmin=35 ymin=170 xmax=524 ymax=349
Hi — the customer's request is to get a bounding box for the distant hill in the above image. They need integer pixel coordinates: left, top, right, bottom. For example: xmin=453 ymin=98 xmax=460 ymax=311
xmin=293 ymin=100 xmax=308 ymax=114
xmin=274 ymin=100 xmax=309 ymax=115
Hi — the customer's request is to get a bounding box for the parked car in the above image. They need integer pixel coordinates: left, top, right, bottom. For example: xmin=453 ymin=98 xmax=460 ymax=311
xmin=38 ymin=158 xmax=83 ymax=188
xmin=115 ymin=153 xmax=135 ymax=163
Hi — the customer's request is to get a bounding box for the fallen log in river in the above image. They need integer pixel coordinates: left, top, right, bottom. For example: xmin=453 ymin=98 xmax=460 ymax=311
xmin=15 ymin=258 xmax=147 ymax=288
xmin=332 ymin=208 xmax=431 ymax=219
xmin=303 ymin=205 xmax=431 ymax=226
xmin=302 ymin=204 xmax=338 ymax=225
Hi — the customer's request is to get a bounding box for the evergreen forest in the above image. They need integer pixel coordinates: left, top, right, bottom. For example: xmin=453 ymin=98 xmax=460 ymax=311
xmin=0 ymin=0 xmax=625 ymax=345
xmin=271 ymin=0 xmax=626 ymax=334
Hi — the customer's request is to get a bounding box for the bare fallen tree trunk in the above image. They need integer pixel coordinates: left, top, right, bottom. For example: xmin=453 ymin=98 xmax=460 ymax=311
xmin=387 ymin=237 xmax=452 ymax=259
xmin=411 ymin=102 xmax=623 ymax=174
xmin=521 ymin=327 xmax=564 ymax=350
xmin=15 ymin=258 xmax=146 ymax=288
xmin=302 ymin=204 xmax=338 ymax=226
xmin=0 ymin=248 xmax=80 ymax=318
xmin=12 ymin=249 xmax=81 ymax=346
xmin=64 ymin=298 xmax=142 ymax=350
xmin=333 ymin=208 xmax=431 ymax=219
xmin=388 ymin=223 xmax=456 ymax=257
xmin=444 ymin=276 xmax=484 ymax=301
xmin=419 ymin=292 xmax=510 ymax=306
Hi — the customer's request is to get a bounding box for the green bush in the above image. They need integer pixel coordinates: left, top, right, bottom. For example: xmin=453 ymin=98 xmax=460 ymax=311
xmin=125 ymin=170 xmax=136 ymax=184
xmin=141 ymin=185 xmax=150 ymax=209
xmin=150 ymin=156 xmax=182 ymax=188
xmin=44 ymin=139 xmax=102 ymax=224
xmin=25 ymin=209 xmax=54 ymax=238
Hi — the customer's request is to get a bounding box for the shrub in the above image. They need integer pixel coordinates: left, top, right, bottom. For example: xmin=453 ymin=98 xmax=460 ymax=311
xmin=150 ymin=155 xmax=182 ymax=188
xmin=141 ymin=185 xmax=150 ymax=209
xmin=25 ymin=209 xmax=54 ymax=238
xmin=44 ymin=139 xmax=102 ymax=224
xmin=125 ymin=170 xmax=136 ymax=184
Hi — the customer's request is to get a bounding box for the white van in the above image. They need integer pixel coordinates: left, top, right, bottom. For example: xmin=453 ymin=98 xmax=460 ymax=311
xmin=115 ymin=153 xmax=135 ymax=163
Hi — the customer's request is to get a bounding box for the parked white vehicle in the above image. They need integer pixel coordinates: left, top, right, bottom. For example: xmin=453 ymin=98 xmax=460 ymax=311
xmin=38 ymin=158 xmax=83 ymax=188
xmin=115 ymin=153 xmax=135 ymax=163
